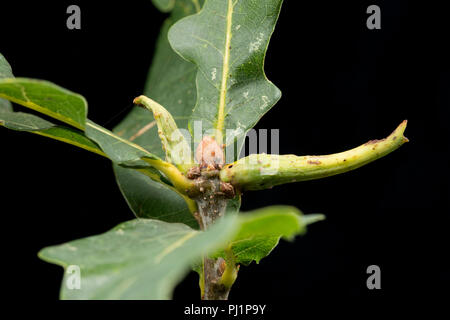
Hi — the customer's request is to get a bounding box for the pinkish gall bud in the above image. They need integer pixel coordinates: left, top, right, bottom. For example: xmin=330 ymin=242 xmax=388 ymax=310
xmin=195 ymin=136 xmax=225 ymax=168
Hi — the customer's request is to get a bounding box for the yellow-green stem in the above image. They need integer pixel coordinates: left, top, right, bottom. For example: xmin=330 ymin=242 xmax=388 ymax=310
xmin=143 ymin=158 xmax=196 ymax=195
xmin=219 ymin=245 xmax=238 ymax=289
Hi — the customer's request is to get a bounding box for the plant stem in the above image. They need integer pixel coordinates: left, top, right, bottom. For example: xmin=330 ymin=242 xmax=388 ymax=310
xmin=202 ymin=257 xmax=231 ymax=300
xmin=194 ymin=173 xmax=235 ymax=300
xmin=143 ymin=158 xmax=196 ymax=194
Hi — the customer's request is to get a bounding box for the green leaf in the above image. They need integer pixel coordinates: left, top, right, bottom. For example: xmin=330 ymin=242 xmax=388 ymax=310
xmin=0 ymin=53 xmax=171 ymax=175
xmin=86 ymin=121 xmax=196 ymax=199
xmin=0 ymin=78 xmax=87 ymax=130
xmin=85 ymin=120 xmax=159 ymax=167
xmin=113 ymin=165 xmax=198 ymax=228
xmin=38 ymin=216 xmax=237 ymax=300
xmin=168 ymin=0 xmax=282 ymax=154
xmin=39 ymin=206 xmax=322 ymax=299
xmin=33 ymin=126 xmax=105 ymax=156
xmin=152 ymin=0 xmax=203 ymax=13
xmin=228 ymin=206 xmax=324 ymax=265
xmin=151 ymin=0 xmax=175 ymax=12
xmin=0 ymin=53 xmax=103 ymax=155
xmin=225 ymin=195 xmax=241 ymax=215
xmin=133 ymin=95 xmax=193 ymax=169
xmin=112 ymin=1 xmax=204 ymax=224
xmin=0 ymin=55 xmax=194 ymax=222
xmin=0 ymin=53 xmax=14 ymax=112
xmin=0 ymin=111 xmax=105 ymax=156
xmin=0 ymin=53 xmax=13 ymax=79
xmin=114 ymin=0 xmax=202 ymax=157
xmin=194 ymin=206 xmax=323 ymax=276
xmin=0 ymin=99 xmax=12 ymax=112
xmin=0 ymin=110 xmax=54 ymax=131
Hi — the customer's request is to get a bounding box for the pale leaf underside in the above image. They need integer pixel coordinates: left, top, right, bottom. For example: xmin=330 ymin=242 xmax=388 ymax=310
xmin=39 ymin=217 xmax=237 ymax=299
xmin=39 ymin=206 xmax=323 ymax=299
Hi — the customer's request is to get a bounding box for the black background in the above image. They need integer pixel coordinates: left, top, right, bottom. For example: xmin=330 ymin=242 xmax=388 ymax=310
xmin=0 ymin=0 xmax=448 ymax=309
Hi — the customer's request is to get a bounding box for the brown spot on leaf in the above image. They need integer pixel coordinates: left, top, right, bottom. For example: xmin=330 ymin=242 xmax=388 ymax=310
xmin=364 ymin=139 xmax=384 ymax=145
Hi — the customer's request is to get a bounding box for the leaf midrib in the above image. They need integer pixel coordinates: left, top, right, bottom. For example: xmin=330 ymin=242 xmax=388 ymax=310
xmin=86 ymin=121 xmax=153 ymax=156
xmin=215 ymin=0 xmax=234 ymax=141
